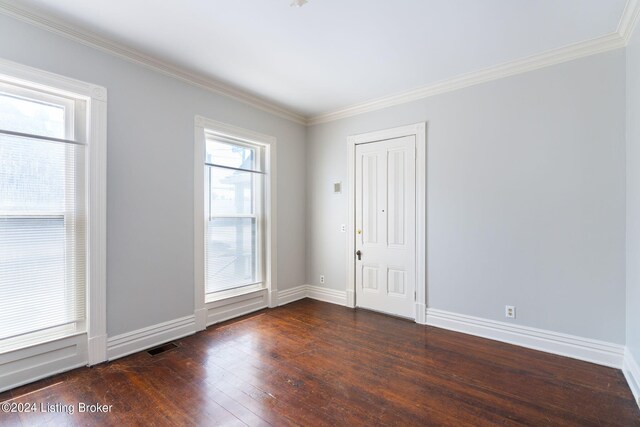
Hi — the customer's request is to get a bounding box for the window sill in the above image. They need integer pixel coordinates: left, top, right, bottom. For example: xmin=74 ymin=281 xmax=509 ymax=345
xmin=0 ymin=329 xmax=85 ymax=355
xmin=205 ymin=284 xmax=266 ymax=304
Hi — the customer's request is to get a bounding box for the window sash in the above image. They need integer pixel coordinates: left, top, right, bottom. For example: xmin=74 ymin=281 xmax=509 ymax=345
xmin=0 ymin=81 xmax=86 ymax=352
xmin=204 ymin=133 xmax=265 ymax=173
xmin=204 ymin=137 xmax=265 ymax=296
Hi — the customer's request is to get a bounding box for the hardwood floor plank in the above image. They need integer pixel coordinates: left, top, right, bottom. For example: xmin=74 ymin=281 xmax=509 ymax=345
xmin=0 ymin=299 xmax=638 ymax=426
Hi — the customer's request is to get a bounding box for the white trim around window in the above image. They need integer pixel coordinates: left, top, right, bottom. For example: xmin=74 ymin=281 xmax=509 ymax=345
xmin=0 ymin=58 xmax=107 ymax=392
xmin=194 ymin=116 xmax=277 ymax=331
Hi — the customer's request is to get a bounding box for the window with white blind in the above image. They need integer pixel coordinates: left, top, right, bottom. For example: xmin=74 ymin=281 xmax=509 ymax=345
xmin=0 ymin=80 xmax=87 ymax=352
xmin=204 ymin=135 xmax=265 ymax=295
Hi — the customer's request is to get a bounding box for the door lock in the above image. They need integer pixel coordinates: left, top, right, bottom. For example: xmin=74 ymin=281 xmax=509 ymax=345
xmin=356 ymin=250 xmax=362 ymax=261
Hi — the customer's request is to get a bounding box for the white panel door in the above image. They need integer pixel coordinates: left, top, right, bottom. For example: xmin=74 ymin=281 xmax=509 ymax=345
xmin=355 ymin=135 xmax=416 ymax=318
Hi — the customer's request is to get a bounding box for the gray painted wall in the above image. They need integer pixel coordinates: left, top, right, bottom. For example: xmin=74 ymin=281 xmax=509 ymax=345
xmin=0 ymin=11 xmax=632 ymax=348
xmin=628 ymin=26 xmax=640 ymax=360
xmin=0 ymin=13 xmax=307 ymax=337
xmin=306 ymin=49 xmax=627 ymax=344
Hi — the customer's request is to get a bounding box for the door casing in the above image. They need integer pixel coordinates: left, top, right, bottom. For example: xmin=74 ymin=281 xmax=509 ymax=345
xmin=346 ymin=123 xmax=427 ymax=324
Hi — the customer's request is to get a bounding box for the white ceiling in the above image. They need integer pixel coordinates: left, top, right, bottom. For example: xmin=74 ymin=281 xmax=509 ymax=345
xmin=13 ymin=0 xmax=629 ymax=117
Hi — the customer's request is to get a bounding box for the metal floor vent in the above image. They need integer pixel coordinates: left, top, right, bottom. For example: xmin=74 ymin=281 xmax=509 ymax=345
xmin=147 ymin=342 xmax=178 ymax=356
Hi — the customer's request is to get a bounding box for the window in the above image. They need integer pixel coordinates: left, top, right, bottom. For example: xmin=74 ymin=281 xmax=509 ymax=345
xmin=204 ymin=135 xmax=265 ymax=295
xmin=0 ymin=80 xmax=87 ymax=351
xmin=194 ymin=116 xmax=275 ymax=330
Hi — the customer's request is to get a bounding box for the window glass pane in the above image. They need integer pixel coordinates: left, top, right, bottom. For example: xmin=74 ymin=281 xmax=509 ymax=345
xmin=206 ymin=217 xmax=257 ymax=293
xmin=0 ymin=92 xmax=65 ymax=139
xmin=0 ymin=135 xmax=66 ymax=213
xmin=206 ymin=138 xmax=259 ymax=171
xmin=0 ymin=217 xmax=70 ymax=340
xmin=208 ymin=166 xmax=254 ymax=216
xmin=0 ymin=85 xmax=85 ymax=350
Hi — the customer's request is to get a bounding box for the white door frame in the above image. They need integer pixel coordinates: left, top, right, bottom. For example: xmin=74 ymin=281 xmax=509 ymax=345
xmin=346 ymin=123 xmax=426 ymax=324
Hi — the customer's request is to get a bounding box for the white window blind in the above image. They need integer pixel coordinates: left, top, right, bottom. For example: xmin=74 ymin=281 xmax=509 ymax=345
xmin=0 ymin=82 xmax=86 ymax=351
xmin=205 ymin=136 xmax=264 ymax=295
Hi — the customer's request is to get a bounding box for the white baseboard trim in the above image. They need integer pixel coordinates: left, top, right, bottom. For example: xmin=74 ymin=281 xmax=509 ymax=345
xmin=205 ymin=290 xmax=268 ymax=326
xmin=306 ymin=285 xmax=348 ymax=306
xmin=107 ymin=315 xmax=196 ymax=361
xmin=0 ymin=334 xmax=87 ymax=393
xmin=276 ymin=284 xmax=348 ymax=307
xmin=623 ymin=348 xmax=640 ymax=408
xmin=277 ymin=285 xmax=308 ymax=306
xmin=426 ymin=308 xmax=625 ymax=369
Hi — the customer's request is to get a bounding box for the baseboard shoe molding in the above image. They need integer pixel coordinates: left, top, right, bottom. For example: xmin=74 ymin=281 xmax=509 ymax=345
xmin=107 ymin=315 xmax=196 ymax=361
xmin=426 ymin=308 xmax=625 ymax=369
xmin=623 ymin=348 xmax=640 ymax=408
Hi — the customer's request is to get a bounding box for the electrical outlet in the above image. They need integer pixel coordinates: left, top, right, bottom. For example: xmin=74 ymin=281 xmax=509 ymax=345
xmin=320 ymin=275 xmax=325 ymax=284
xmin=505 ymin=305 xmax=516 ymax=319
xmin=340 ymin=224 xmax=346 ymax=232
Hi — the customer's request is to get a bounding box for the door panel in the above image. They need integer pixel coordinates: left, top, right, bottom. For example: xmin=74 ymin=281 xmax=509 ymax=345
xmin=355 ymin=135 xmax=416 ymax=318
xmin=387 ymin=148 xmax=406 ymax=246
xmin=362 ymin=266 xmax=379 ymax=292
xmin=362 ymin=153 xmax=379 ymax=244
xmin=387 ymin=268 xmax=406 ymax=296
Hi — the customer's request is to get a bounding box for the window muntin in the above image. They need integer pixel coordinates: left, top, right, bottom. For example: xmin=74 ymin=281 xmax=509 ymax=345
xmin=0 ymin=81 xmax=86 ymax=352
xmin=204 ymin=135 xmax=264 ymax=295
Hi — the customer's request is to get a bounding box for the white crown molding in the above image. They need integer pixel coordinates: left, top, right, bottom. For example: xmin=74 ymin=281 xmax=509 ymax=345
xmin=1 ymin=0 xmax=637 ymax=127
xmin=426 ymin=308 xmax=625 ymax=369
xmin=619 ymin=0 xmax=640 ymax=44
xmin=308 ymin=0 xmax=640 ymax=125
xmin=308 ymin=33 xmax=626 ymax=125
xmin=0 ymin=0 xmax=307 ymax=125
xmin=309 ymin=0 xmax=640 ymax=125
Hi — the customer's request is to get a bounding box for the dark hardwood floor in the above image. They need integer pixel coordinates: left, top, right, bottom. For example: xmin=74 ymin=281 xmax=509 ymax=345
xmin=1 ymin=299 xmax=639 ymax=426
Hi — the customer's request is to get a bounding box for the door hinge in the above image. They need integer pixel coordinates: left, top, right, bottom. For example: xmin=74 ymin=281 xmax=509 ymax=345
xmin=414 ymin=290 xmax=416 ymax=301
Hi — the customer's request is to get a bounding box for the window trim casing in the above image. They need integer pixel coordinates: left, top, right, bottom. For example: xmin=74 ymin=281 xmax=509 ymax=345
xmin=194 ymin=116 xmax=277 ymax=331
xmin=0 ymin=58 xmax=107 ymax=367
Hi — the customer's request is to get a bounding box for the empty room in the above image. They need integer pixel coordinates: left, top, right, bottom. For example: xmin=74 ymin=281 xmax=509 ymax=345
xmin=0 ymin=0 xmax=640 ymax=425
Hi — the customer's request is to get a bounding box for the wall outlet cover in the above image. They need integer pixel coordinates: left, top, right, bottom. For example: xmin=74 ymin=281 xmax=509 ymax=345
xmin=505 ymin=305 xmax=516 ymax=319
